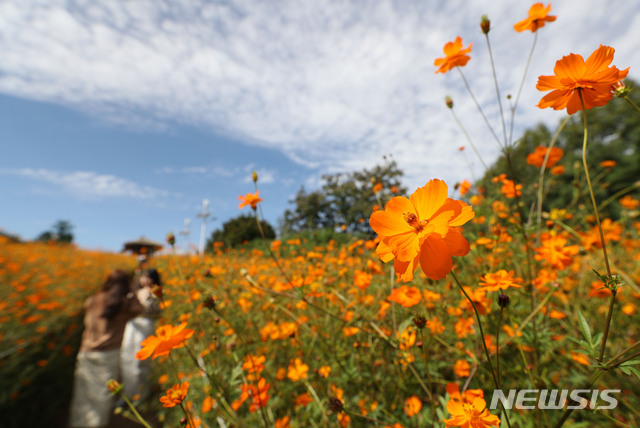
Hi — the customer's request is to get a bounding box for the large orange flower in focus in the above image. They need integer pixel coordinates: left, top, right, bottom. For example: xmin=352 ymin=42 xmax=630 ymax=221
xmin=514 ymin=3 xmax=556 ymax=33
xmin=434 ymin=37 xmax=472 ymax=74
xmin=136 ymin=322 xmax=195 ymax=360
xmin=537 ymin=45 xmax=629 ymax=115
xmin=370 ymin=179 xmax=475 ymax=281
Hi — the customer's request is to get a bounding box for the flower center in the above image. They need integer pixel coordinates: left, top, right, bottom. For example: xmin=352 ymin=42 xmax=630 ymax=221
xmin=403 ymin=212 xmax=428 ymax=232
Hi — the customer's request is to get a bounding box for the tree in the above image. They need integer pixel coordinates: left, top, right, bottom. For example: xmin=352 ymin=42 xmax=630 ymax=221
xmin=36 ymin=220 xmax=74 ymax=244
xmin=206 ymin=214 xmax=275 ymax=249
xmin=281 ymin=159 xmax=406 ymax=235
xmin=478 ymin=79 xmax=640 ymax=219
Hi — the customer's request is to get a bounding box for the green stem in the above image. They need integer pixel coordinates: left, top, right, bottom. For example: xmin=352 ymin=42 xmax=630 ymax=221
xmin=496 ymin=308 xmax=504 ymax=388
xmin=578 ymin=90 xmax=615 ymax=363
xmin=451 ymin=271 xmax=512 ymax=428
xmin=605 ymin=340 xmax=640 ymax=367
xmin=180 ymin=402 xmax=196 ymax=428
xmin=457 ymin=68 xmax=503 ymax=148
xmin=120 ymin=394 xmax=153 ymax=428
xmin=484 ymin=33 xmax=508 ymax=146
xmin=508 ymin=32 xmax=538 ymax=147
xmin=448 ymin=106 xmax=489 ymax=170
xmin=419 ymin=329 xmax=436 ymax=428
xmin=598 ymin=181 xmax=640 ymax=212
xmin=536 ymin=116 xmax=571 ymax=245
xmin=623 ymin=95 xmax=640 ymax=112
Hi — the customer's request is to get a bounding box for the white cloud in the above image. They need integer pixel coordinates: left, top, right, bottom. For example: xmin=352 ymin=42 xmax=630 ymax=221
xmin=1 ymin=168 xmax=168 ymax=199
xmin=1 ymin=0 xmax=638 ymax=190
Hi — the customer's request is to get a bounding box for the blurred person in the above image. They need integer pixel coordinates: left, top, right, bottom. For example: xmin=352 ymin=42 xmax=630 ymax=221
xmin=68 ymin=269 xmax=143 ymax=428
xmin=119 ymin=268 xmax=162 ymax=403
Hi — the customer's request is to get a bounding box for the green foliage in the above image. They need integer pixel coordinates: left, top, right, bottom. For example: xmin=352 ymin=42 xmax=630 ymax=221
xmin=36 ymin=220 xmax=74 ymax=244
xmin=478 ymin=79 xmax=640 ymax=219
xmin=281 ymin=159 xmax=406 ymax=235
xmin=207 ymin=214 xmax=275 ymax=249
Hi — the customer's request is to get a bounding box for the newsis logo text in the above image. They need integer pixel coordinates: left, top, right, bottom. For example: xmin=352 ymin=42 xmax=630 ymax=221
xmin=489 ymin=389 xmax=620 ymax=410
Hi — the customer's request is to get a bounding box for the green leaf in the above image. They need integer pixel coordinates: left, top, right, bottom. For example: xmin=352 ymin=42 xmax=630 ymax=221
xmin=577 ymin=311 xmax=593 ymax=344
xmin=619 ymin=359 xmax=640 ymax=367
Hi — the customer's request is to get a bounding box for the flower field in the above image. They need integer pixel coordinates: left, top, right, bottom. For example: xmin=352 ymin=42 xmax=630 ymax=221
xmin=2 ymin=189 xmax=640 ymax=427
xmin=3 ymin=3 xmax=640 ymax=428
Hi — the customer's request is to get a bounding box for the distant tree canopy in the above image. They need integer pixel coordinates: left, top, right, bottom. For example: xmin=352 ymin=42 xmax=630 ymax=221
xmin=281 ymin=159 xmax=406 ymax=236
xmin=207 ymin=214 xmax=275 ymax=249
xmin=479 ymin=79 xmax=640 ymax=219
xmin=36 ymin=220 xmax=74 ymax=244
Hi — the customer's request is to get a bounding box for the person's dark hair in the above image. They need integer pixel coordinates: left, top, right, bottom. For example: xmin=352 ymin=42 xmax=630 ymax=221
xmin=101 ymin=269 xmax=132 ymax=320
xmin=141 ymin=268 xmax=161 ymax=286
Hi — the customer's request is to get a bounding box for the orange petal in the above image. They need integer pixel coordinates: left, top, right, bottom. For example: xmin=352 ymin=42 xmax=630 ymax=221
xmin=443 ymin=229 xmax=470 ymax=257
xmin=410 ymin=179 xmax=448 ymax=221
xmin=369 ymin=197 xmax=415 ymax=236
xmin=419 ymin=237 xmax=453 ymax=280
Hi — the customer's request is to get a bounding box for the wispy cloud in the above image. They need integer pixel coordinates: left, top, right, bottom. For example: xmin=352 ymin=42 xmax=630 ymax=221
xmin=1 ymin=0 xmax=638 ymax=189
xmin=1 ymin=168 xmax=168 ymax=199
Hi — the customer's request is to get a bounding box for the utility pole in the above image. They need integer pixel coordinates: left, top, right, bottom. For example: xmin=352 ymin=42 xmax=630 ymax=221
xmin=196 ymin=199 xmax=211 ymax=255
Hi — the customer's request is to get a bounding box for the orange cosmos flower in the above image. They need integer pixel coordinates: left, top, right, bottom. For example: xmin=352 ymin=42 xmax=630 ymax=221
xmin=370 ymin=179 xmax=474 ymax=281
xmin=619 ymin=195 xmax=639 ymax=210
xmin=479 ymin=270 xmax=523 ymax=292
xmin=404 ymin=396 xmax=422 ymax=417
xmin=136 ymin=322 xmax=195 ymax=360
xmin=459 ymin=180 xmax=472 ymax=196
xmin=444 ymin=396 xmax=500 ymax=428
xmin=159 ymin=381 xmax=189 ymax=408
xmin=537 ymin=45 xmax=629 ymax=115
xmin=526 ymin=145 xmax=564 ymax=168
xmin=453 ymin=359 xmax=471 ymax=377
xmin=534 ymin=233 xmax=579 ymax=270
xmin=287 ymin=358 xmax=309 ymax=382
xmin=434 ymin=37 xmax=472 ymax=74
xmin=514 ymin=3 xmax=556 ymax=33
xmin=388 ymin=285 xmax=422 ymax=307
xmin=238 ymin=191 xmax=263 ymax=210
xmin=600 ymin=160 xmax=616 ymax=168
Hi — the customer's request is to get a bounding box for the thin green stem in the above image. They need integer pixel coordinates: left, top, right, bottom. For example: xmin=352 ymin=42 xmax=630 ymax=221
xmin=496 ymin=308 xmax=504 ymax=388
xmin=508 ymin=32 xmax=538 ymax=147
xmin=180 ymin=402 xmax=196 ymax=428
xmin=419 ymin=329 xmax=436 ymax=428
xmin=605 ymin=340 xmax=640 ymax=367
xmin=120 ymin=394 xmax=153 ymax=428
xmin=448 ymin=106 xmax=489 ymax=170
xmin=484 ymin=33 xmax=508 ymax=146
xmin=578 ymin=91 xmax=615 ymax=363
xmin=457 ymin=68 xmax=504 ymax=148
xmin=623 ymin=95 xmax=640 ymax=112
xmin=451 ymin=271 xmax=512 ymax=428
xmin=536 ymin=116 xmax=571 ymax=244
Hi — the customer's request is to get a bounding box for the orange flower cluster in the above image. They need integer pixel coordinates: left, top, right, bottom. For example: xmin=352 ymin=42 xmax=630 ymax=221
xmin=232 ymin=378 xmax=271 ymax=412
xmin=136 ymin=322 xmax=195 ymax=360
xmin=537 ymin=45 xmax=629 ymax=115
xmin=534 ymin=233 xmax=580 ymax=270
xmin=526 ymin=145 xmax=564 ymax=168
xmin=370 ymin=179 xmax=475 ymax=281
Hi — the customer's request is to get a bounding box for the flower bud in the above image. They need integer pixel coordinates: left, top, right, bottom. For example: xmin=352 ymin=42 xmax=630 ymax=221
xmin=328 ymin=397 xmax=344 ymax=413
xmin=445 ymin=96 xmax=454 ymax=109
xmin=498 ymin=293 xmax=510 ymax=308
xmin=252 ymin=170 xmax=258 ymax=183
xmin=612 ymin=80 xmax=630 ymax=97
xmin=413 ymin=315 xmax=427 ymax=330
xmin=166 ymin=232 xmax=176 ymax=247
xmin=480 ymin=15 xmax=491 ymax=34
xmin=107 ymin=379 xmax=123 ymax=395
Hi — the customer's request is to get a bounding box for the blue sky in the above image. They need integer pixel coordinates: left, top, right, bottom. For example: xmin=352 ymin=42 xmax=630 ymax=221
xmin=2 ymin=0 xmax=639 ymax=251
